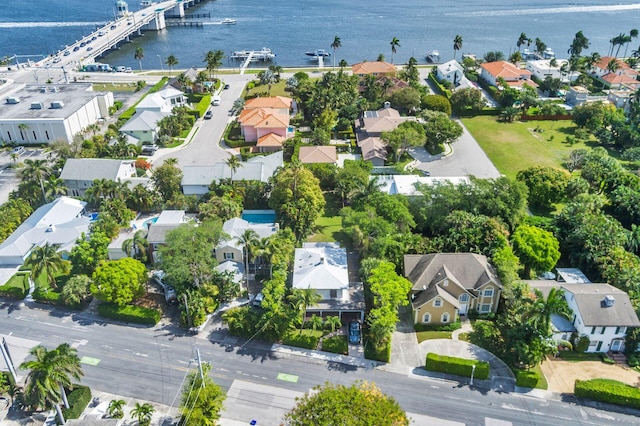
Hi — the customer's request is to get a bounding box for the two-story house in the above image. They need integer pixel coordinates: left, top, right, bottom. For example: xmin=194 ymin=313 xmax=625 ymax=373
xmin=215 ymin=217 xmax=279 ymax=265
xmin=480 ymin=61 xmax=537 ymax=90
xmin=237 ymin=96 xmax=294 ymax=145
xmin=146 ymin=210 xmax=189 ymax=263
xmin=404 ymin=253 xmax=503 ymax=325
xmin=59 ymin=158 xmax=139 ymax=198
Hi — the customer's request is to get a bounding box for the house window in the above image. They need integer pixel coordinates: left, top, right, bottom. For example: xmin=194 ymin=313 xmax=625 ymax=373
xmin=32 ymin=131 xmax=37 ymax=140
xmin=223 ymin=252 xmax=234 ymax=260
xmin=330 ymin=289 xmax=337 ymax=299
xmin=615 ymin=327 xmax=627 ymax=335
xmin=572 ymin=314 xmax=577 ymax=325
xmin=422 ymin=313 xmax=431 ymax=323
xmin=600 ymin=327 xmax=606 ymax=335
xmin=441 ymin=312 xmax=450 ymax=323
xmin=7 ymin=131 xmax=11 ymax=140
xmin=591 ymin=327 xmax=596 ymax=335
xmin=443 ymin=279 xmax=449 ymax=287
xmin=459 ymin=294 xmax=469 ymax=303
xmin=45 ymin=130 xmax=50 ymax=140
xmin=480 ymin=304 xmax=491 ymax=313
xmin=483 ymin=288 xmax=494 ymax=298
xmin=433 ymin=298 xmax=442 ymax=307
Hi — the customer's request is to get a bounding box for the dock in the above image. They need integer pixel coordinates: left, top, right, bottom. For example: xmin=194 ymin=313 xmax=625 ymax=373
xmin=165 ymin=21 xmax=203 ymax=27
xmin=230 ymin=48 xmax=276 ymax=74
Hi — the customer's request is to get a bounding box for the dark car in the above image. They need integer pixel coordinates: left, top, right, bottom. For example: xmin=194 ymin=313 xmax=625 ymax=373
xmin=204 ymin=110 xmax=213 ymax=120
xmin=349 ymin=321 xmax=361 ymax=344
xmin=224 ymin=83 xmax=230 ymax=90
xmin=73 ymin=46 xmax=80 ymax=51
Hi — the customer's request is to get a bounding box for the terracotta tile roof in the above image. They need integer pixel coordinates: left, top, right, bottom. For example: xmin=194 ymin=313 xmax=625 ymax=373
xmin=351 ymin=61 xmax=397 ymax=76
xmin=257 ymin=133 xmax=285 ymax=147
xmin=358 ymin=136 xmax=388 ymax=161
xmin=481 ymin=61 xmax=531 ymax=80
xmin=506 ymin=79 xmax=538 ymax=89
xmin=245 ymin=96 xmax=293 ymax=110
xmin=593 ymin=56 xmax=638 ymax=76
xmin=255 ymin=113 xmax=289 ymax=128
xmin=299 ymin=146 xmax=337 ymax=164
xmin=238 ymin=108 xmax=287 ymax=126
xmin=601 ymin=73 xmax=640 ymax=88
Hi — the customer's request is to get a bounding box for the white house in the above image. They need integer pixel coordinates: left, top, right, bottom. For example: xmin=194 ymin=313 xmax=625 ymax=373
xmin=0 ymin=83 xmax=113 ymax=144
xmin=215 ymin=217 xmax=278 ymax=264
xmin=293 ymin=243 xmax=349 ymax=302
xmin=526 ymin=59 xmax=580 ymax=83
xmin=435 ymin=60 xmax=465 ymax=87
xmin=528 ymin=281 xmax=640 ymax=353
xmin=135 ymin=87 xmax=186 ymax=114
xmin=59 ymin=158 xmax=138 ymax=198
xmin=0 ymin=197 xmax=89 ymax=266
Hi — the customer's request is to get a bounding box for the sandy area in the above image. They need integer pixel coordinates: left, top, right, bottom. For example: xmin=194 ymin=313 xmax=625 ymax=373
xmin=540 ymin=355 xmax=640 ymax=393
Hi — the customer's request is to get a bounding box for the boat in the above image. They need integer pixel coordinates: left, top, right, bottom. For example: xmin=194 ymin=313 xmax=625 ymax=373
xmin=543 ymin=47 xmax=555 ymax=59
xmin=426 ymin=50 xmax=440 ymax=63
xmin=230 ymin=48 xmax=275 ymax=61
xmin=221 ymin=18 xmax=237 ymax=24
xmin=305 ymin=49 xmax=331 ymax=58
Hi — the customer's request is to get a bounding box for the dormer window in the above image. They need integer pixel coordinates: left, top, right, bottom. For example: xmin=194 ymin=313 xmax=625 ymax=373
xmin=433 ymin=298 xmax=442 ymax=307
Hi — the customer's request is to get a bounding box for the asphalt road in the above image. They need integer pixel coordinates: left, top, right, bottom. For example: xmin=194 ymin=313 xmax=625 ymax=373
xmin=2 ymin=301 xmax=640 ymax=425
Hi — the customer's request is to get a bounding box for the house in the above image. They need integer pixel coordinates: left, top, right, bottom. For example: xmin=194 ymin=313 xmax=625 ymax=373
xmin=404 ymin=253 xmax=503 ymax=325
xmin=601 ymin=73 xmax=640 ymax=91
xmin=527 ymin=280 xmax=640 ymax=353
xmin=181 ymin=151 xmax=283 ymax=197
xmin=374 ymin=175 xmax=470 ymax=196
xmin=480 ymin=61 xmax=536 ymax=89
xmin=353 ymin=104 xmax=417 ymax=166
xmin=135 ymin=87 xmax=186 ymax=114
xmin=292 ymin=242 xmax=364 ymax=321
xmin=215 ymin=260 xmax=245 ymax=286
xmin=254 ymin=133 xmax=285 ymax=153
xmin=435 ymin=60 xmax=465 ymax=87
xmin=0 ymin=83 xmax=113 ymax=144
xmin=146 ymin=210 xmax=188 ymax=263
xmin=351 ymin=61 xmax=397 ymax=78
xmin=59 ymin=158 xmax=137 ymax=198
xmin=244 ymin=96 xmax=292 ymax=114
xmin=237 ymin=107 xmax=293 ymax=143
xmin=566 ymin=86 xmax=590 ymax=106
xmin=526 ymin=59 xmax=580 ymax=83
xmin=0 ymin=197 xmax=89 ymax=266
xmin=298 ymin=146 xmax=337 ymax=164
xmin=215 ymin=217 xmax=278 ymax=264
xmin=169 ymin=67 xmax=205 ymax=93
xmin=590 ymin=56 xmax=640 ymax=90
xmin=608 ymin=90 xmax=633 ymax=112
xmin=118 ymin=110 xmax=164 ymax=144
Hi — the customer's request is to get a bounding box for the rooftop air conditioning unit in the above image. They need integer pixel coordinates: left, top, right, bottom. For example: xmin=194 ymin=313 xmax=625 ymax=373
xmin=49 ymin=87 xmax=59 ymax=93
xmin=51 ymin=101 xmax=64 ymax=109
xmin=30 ymin=102 xmax=43 ymax=109
xmin=604 ymin=295 xmax=615 ymax=307
xmin=5 ymin=96 xmax=20 ymax=104
xmin=39 ymin=87 xmax=47 ymax=93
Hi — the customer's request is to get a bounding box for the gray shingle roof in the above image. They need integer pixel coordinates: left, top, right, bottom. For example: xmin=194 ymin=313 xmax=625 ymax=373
xmin=565 ymin=283 xmax=640 ymax=327
xmin=182 ymin=151 xmax=283 ymax=186
xmin=59 ymin=159 xmax=133 ymax=181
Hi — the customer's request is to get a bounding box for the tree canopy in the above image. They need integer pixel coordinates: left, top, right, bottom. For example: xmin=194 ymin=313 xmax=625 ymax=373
xmin=179 ymin=363 xmax=226 ymax=426
xmin=91 ymin=258 xmax=146 ymax=306
xmin=512 ymin=225 xmax=561 ymax=278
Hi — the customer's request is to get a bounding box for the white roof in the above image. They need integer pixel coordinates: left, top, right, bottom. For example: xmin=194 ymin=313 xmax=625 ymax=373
xmin=293 ymin=242 xmax=348 ymax=291
xmin=437 ymin=60 xmax=464 ymax=75
xmin=373 ymin=175 xmax=471 ymax=196
xmin=556 ymin=268 xmax=591 ymax=284
xmin=156 ymin=210 xmax=186 ymax=225
xmin=182 ymin=151 xmax=283 ymax=186
xmin=0 ymin=197 xmax=89 ymax=264
xmin=136 ymin=87 xmax=184 ymax=111
xmin=219 ymin=218 xmax=278 ymax=250
xmin=60 ymin=158 xmax=133 ymax=181
xmin=215 ymin=260 xmax=245 ymax=283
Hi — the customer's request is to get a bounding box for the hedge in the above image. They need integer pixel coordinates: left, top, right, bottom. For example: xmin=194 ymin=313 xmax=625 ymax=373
xmin=32 ymin=287 xmax=63 ymax=306
xmin=97 ymin=302 xmax=160 ymax=325
xmin=515 ymin=369 xmax=546 ymax=389
xmin=282 ymin=332 xmax=319 ymax=350
xmin=321 ymin=335 xmax=348 ymax=355
xmin=0 ymin=285 xmax=28 ymax=299
xmin=414 ymin=321 xmax=461 ymax=332
xmin=61 ymin=385 xmax=92 ymax=420
xmin=364 ymin=340 xmax=391 ymax=363
xmin=425 ymin=353 xmax=489 ymax=380
xmin=428 ymin=73 xmax=452 ymax=99
xmin=575 ymin=379 xmax=640 ymax=409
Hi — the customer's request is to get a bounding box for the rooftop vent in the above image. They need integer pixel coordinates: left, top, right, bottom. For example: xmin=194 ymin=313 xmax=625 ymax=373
xmin=51 ymin=101 xmax=64 ymax=109
xmin=30 ymin=102 xmax=44 ymax=110
xmin=39 ymin=87 xmax=47 ymax=93
xmin=49 ymin=87 xmax=59 ymax=93
xmin=45 ymin=224 xmax=55 ymax=233
xmin=604 ymin=295 xmax=615 ymax=307
xmin=383 ymin=101 xmax=391 ymax=109
xmin=5 ymin=96 xmax=20 ymax=104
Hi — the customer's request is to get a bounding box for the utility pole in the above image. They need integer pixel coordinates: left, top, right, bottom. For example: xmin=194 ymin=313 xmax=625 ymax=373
xmin=195 ymin=347 xmax=204 ymax=388
xmin=0 ymin=338 xmax=17 ymax=383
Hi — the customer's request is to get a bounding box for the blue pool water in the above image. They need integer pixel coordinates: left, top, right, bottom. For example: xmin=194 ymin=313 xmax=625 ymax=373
xmin=141 ymin=216 xmax=159 ymax=228
xmin=242 ymin=212 xmax=276 ymax=224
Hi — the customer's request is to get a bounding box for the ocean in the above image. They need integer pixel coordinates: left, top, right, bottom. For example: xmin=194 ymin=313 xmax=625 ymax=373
xmin=1 ymin=0 xmax=640 ymax=69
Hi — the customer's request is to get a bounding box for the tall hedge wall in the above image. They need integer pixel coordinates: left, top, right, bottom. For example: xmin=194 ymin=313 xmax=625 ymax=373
xmin=425 ymin=353 xmax=489 ymax=380
xmin=575 ymin=379 xmax=640 ymax=409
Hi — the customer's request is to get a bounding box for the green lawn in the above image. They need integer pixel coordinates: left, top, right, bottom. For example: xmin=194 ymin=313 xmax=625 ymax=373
xmin=3 ymin=272 xmax=29 ymax=291
xmin=461 ymin=116 xmax=594 ymax=179
xmin=245 ymin=80 xmax=289 ymax=98
xmin=307 ymin=193 xmax=348 ymax=244
xmin=416 ymin=330 xmax=452 ymax=343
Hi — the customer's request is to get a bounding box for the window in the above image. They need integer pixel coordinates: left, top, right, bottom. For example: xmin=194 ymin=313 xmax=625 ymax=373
xmin=459 ymin=294 xmax=469 ymax=303
xmin=591 ymin=326 xmax=596 ymax=335
xmin=441 ymin=312 xmax=450 ymax=323
xmin=32 ymin=130 xmax=37 ymax=140
xmin=422 ymin=313 xmax=430 ymax=323
xmin=7 ymin=131 xmax=11 ymax=140
xmin=600 ymin=327 xmax=606 ymax=335
xmin=615 ymin=327 xmax=627 ymax=335
xmin=483 ymin=288 xmax=494 ymax=298
xmin=223 ymin=252 xmax=234 ymax=260
xmin=433 ymin=298 xmax=442 ymax=307
xmin=480 ymin=304 xmax=491 ymax=313
xmin=45 ymin=130 xmax=50 ymax=140
xmin=443 ymin=279 xmax=449 ymax=287
xmin=329 ymin=289 xmax=337 ymax=299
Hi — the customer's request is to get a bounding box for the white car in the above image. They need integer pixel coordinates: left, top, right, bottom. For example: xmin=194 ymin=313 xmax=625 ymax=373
xmin=212 ymin=96 xmax=221 ymax=106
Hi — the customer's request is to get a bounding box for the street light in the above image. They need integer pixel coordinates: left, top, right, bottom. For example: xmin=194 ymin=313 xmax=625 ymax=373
xmin=157 ymin=54 xmax=164 ymax=74
xmin=470 ymin=364 xmax=476 ymax=386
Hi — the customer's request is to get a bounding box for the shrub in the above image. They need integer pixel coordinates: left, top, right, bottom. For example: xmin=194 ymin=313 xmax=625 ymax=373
xmin=365 ymin=340 xmax=390 ymax=362
xmin=575 ymin=379 xmax=640 ymax=409
xmin=61 ymin=385 xmax=92 ymax=420
xmin=575 ymin=335 xmax=590 ymax=353
xmin=282 ymin=332 xmax=318 ymax=350
xmin=414 ymin=321 xmax=461 ymax=332
xmin=601 ymin=354 xmax=616 ymax=364
xmin=321 ymin=335 xmax=348 ymax=355
xmin=515 ymin=369 xmax=546 ymax=389
xmin=468 ymin=310 xmax=496 ymax=321
xmin=97 ymin=302 xmax=160 ymax=325
xmin=628 ymin=354 xmax=640 ymax=368
xmin=0 ymin=285 xmax=28 ymax=299
xmin=425 ymin=353 xmax=489 ymax=380
xmin=32 ymin=287 xmax=63 ymax=306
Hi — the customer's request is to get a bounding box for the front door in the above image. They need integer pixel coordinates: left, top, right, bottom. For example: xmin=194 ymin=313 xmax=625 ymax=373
xmin=611 ymin=339 xmax=623 ymax=352
xmin=459 ymin=294 xmax=469 ymax=315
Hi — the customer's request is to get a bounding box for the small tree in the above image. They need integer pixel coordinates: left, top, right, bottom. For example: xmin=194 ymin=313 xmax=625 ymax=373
xmin=91 ymin=258 xmax=146 ymax=306
xmin=107 ymin=399 xmax=125 ymax=419
xmin=61 ymin=275 xmax=92 ymax=308
xmin=325 ymin=316 xmax=342 ymax=333
xmin=309 ymin=314 xmax=324 ymax=332
xmin=130 ymin=402 xmax=154 ymax=426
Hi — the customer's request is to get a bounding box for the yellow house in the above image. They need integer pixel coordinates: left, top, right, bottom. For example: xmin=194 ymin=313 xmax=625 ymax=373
xmin=404 ymin=253 xmax=502 ymax=325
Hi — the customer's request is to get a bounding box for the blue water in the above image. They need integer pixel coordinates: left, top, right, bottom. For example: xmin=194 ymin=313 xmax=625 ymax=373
xmin=141 ymin=216 xmax=158 ymax=228
xmin=1 ymin=0 xmax=640 ymax=67
xmin=242 ymin=212 xmax=276 ymax=224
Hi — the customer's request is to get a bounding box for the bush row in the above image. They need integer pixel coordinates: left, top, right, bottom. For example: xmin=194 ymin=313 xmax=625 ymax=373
xmin=97 ymin=303 xmax=160 ymax=325
xmin=365 ymin=340 xmax=391 ymax=363
xmin=575 ymin=379 xmax=640 ymax=409
xmin=282 ymin=332 xmax=319 ymax=350
xmin=61 ymin=385 xmax=92 ymax=420
xmin=428 ymin=73 xmax=452 ymax=99
xmin=515 ymin=369 xmax=546 ymax=389
xmin=414 ymin=321 xmax=461 ymax=332
xmin=321 ymin=335 xmax=348 ymax=355
xmin=33 ymin=287 xmax=63 ymax=306
xmin=0 ymin=285 xmax=28 ymax=299
xmin=425 ymin=353 xmax=490 ymax=380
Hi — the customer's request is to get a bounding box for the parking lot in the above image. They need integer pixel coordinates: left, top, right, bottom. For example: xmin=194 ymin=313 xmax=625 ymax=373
xmin=0 ymin=147 xmax=48 ymax=203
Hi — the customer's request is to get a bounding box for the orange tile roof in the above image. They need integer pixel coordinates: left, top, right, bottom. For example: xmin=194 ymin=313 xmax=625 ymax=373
xmin=299 ymin=146 xmax=337 ymax=164
xmin=593 ymin=56 xmax=638 ymax=76
xmin=506 ymin=79 xmax=538 ymax=89
xmin=245 ymin=96 xmax=293 ymax=110
xmin=602 ymin=73 xmax=640 ymax=88
xmin=351 ymin=61 xmax=397 ymax=75
xmin=255 ymin=113 xmax=289 ymax=129
xmin=481 ymin=61 xmax=531 ymax=80
xmin=238 ymin=108 xmax=282 ymax=126
xmin=257 ymin=133 xmax=285 ymax=147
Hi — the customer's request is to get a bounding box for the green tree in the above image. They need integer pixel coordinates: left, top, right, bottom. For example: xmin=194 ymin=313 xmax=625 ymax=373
xmin=225 ymin=155 xmax=241 ymax=182
xmin=400 ymin=57 xmax=420 ymax=86
xmin=568 ymin=31 xmax=590 ymax=57
xmin=325 ymin=315 xmax=342 ymax=332
xmin=453 ymin=34 xmax=463 ymax=59
xmin=69 ymin=231 xmax=110 ymax=275
xmin=387 ymin=86 xmax=421 ymax=114
xmin=20 ymin=343 xmax=83 ymax=420
xmin=483 ymin=51 xmax=505 ymax=63
xmin=204 ymin=50 xmax=224 ymax=81
xmin=237 ymin=229 xmax=259 ymax=290
xmin=134 ymin=45 xmax=144 ymax=71
xmin=91 ymin=258 xmax=146 ymax=306
xmin=20 ymin=159 xmax=51 ymax=205
xmin=512 ymin=225 xmax=561 ymax=278
xmin=130 ymin=402 xmax=154 ymax=426
xmin=179 ymin=363 xmax=226 ymax=426
xmin=390 ymin=37 xmax=400 ymax=64
xmin=330 ymin=35 xmax=341 ymax=70
xmin=367 ymin=260 xmax=412 ymax=308
xmin=288 ymin=288 xmax=322 ymax=332
xmin=198 ymin=194 xmax=242 ymax=222
xmin=152 ymin=159 xmax=183 ymax=205
xmin=269 ymin=163 xmax=325 ymax=243
xmin=122 ymin=230 xmax=149 ymax=263
xmin=107 ymin=399 xmax=125 ymax=419
xmin=450 ymin=87 xmax=484 ymax=115
xmin=309 ymin=314 xmax=324 ymax=332
xmin=516 ymin=166 xmax=569 ymax=209
xmin=165 ymin=54 xmax=178 ymax=75
xmin=27 ymin=243 xmax=67 ymax=289
xmin=283 ymin=381 xmax=408 ymax=426
xmin=421 ymin=110 xmax=463 ymax=152
xmin=517 ymin=32 xmax=531 ymax=52
xmin=381 ymin=121 xmax=425 ymax=162
xmin=421 ymin=94 xmax=452 ymax=116
xmin=61 ymin=275 xmax=92 ymax=308
xmin=334 ymin=160 xmax=370 ymax=207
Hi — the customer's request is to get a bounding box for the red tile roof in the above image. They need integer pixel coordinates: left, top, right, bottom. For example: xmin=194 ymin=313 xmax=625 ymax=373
xmin=351 ymin=61 xmax=397 ymax=76
xmin=245 ymin=96 xmax=293 ymax=110
xmin=481 ymin=61 xmax=531 ymax=80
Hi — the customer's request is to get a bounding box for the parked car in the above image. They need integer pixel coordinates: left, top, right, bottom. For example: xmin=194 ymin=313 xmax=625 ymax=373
xmin=252 ymin=292 xmax=264 ymax=307
xmin=11 ymin=146 xmax=25 ymax=155
xmin=211 ymin=96 xmax=221 ymax=106
xmin=204 ymin=110 xmax=213 ymax=120
xmin=349 ymin=321 xmax=362 ymax=344
xmin=110 ymin=25 xmax=117 ymax=30
xmin=63 ymin=51 xmax=70 ymax=56
xmin=73 ymin=46 xmax=80 ymax=52
xmin=223 ymin=84 xmax=230 ymax=90
xmin=125 ymin=67 xmax=132 ymax=73
xmin=141 ymin=144 xmax=158 ymax=155
xmin=164 ymin=286 xmax=178 ymax=304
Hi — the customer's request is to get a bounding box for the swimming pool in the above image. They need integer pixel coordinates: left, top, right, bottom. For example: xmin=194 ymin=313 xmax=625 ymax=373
xmin=242 ymin=210 xmax=276 ymax=224
xmin=141 ymin=216 xmax=159 ymax=229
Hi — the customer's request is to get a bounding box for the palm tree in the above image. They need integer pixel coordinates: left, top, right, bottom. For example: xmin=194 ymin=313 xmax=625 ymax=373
xmin=453 ymin=35 xmax=463 ymax=59
xmin=44 ymin=176 xmax=67 ymax=200
xmin=27 ymin=243 xmax=66 ymax=289
xmin=534 ymin=38 xmax=547 ymax=56
xmin=131 ymin=402 xmax=155 ymax=426
xmin=516 ymin=32 xmax=530 ymax=52
xmin=20 ymin=343 xmax=83 ymax=421
xmin=339 ymin=59 xmax=348 ymax=69
xmin=531 ymin=287 xmax=570 ymax=334
xmin=258 ymin=69 xmax=277 ymax=95
xmin=225 ymin=155 xmax=241 ymax=182
xmin=20 ymin=158 xmax=50 ymax=204
xmin=568 ymin=30 xmax=590 ymax=57
xmin=287 ymin=288 xmax=322 ymax=332
xmin=204 ymin=50 xmax=223 ymax=81
xmin=122 ymin=230 xmax=149 ymax=263
xmin=390 ymin=37 xmax=400 ymax=64
xmin=232 ymin=97 xmax=245 ymax=115
xmin=325 ymin=316 xmax=342 ymax=333
xmin=623 ymin=29 xmax=639 ymax=59
xmin=237 ymin=229 xmax=259 ymax=289
xmin=134 ymin=45 xmax=144 ymax=71
xmin=86 ymin=123 xmax=101 ymax=136
xmin=10 ymin=152 xmax=19 ymax=164
xmin=607 ymin=58 xmax=620 ymax=73
xmin=331 ymin=35 xmax=341 ymax=70
xmin=627 ymin=224 xmax=640 ymax=254
xmin=309 ymin=314 xmax=324 ymax=332
xmin=165 ymin=54 xmax=178 ymax=75
xmin=107 ymin=399 xmax=126 ymax=419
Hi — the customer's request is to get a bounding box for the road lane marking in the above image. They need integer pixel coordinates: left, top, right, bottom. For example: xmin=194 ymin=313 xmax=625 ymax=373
xmin=80 ymin=356 xmax=101 ymax=366
xmin=276 ymin=373 xmax=298 ymax=383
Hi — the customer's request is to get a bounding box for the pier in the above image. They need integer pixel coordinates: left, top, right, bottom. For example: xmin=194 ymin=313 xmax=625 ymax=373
xmin=230 ymin=48 xmax=276 ymax=74
xmin=165 ymin=12 xmax=211 ymax=19
xmin=165 ymin=21 xmax=203 ymax=27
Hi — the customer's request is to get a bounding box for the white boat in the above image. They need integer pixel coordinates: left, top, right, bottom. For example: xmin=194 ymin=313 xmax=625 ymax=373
xmin=426 ymin=50 xmax=440 ymax=63
xmin=305 ymin=49 xmax=331 ymax=58
xmin=543 ymin=47 xmax=555 ymax=59
xmin=230 ymin=48 xmax=275 ymax=61
xmin=221 ymin=18 xmax=237 ymax=24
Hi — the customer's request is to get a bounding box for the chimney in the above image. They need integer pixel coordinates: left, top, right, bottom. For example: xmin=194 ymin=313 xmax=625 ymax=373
xmin=383 ymin=101 xmax=391 ymax=109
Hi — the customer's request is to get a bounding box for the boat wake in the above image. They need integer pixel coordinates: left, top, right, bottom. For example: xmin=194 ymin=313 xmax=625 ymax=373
xmin=0 ymin=21 xmax=104 ymax=28
xmin=449 ymin=3 xmax=640 ymax=17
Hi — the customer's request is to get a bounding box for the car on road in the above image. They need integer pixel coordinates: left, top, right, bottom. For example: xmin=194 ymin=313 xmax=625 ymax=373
xmin=115 ymin=66 xmax=126 ymax=72
xmin=73 ymin=46 xmax=80 ymax=51
xmin=86 ymin=47 xmax=93 ymax=51
xmin=224 ymin=84 xmax=230 ymax=90
xmin=125 ymin=67 xmax=132 ymax=73
xmin=91 ymin=36 xmax=97 ymax=41
xmin=63 ymin=51 xmax=70 ymax=56
xmin=420 ymin=170 xmax=431 ymax=177
xmin=349 ymin=320 xmax=362 ymax=344
xmin=204 ymin=110 xmax=213 ymax=120
xmin=110 ymin=25 xmax=117 ymax=30
xmin=141 ymin=144 xmax=158 ymax=155
xmin=53 ymin=57 xmax=61 ymax=63
xmin=11 ymin=146 xmax=25 ymax=155
xmin=80 ymin=42 xmax=86 ymax=47
xmin=211 ymin=96 xmax=221 ymax=106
